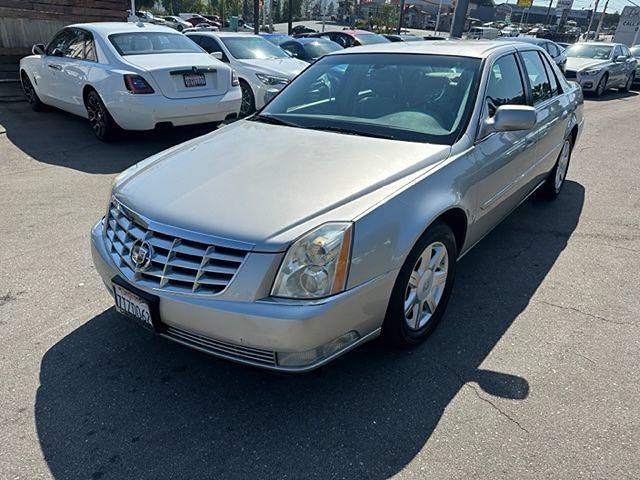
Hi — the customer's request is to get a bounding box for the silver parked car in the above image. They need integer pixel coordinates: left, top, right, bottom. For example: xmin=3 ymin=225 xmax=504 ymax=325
xmin=564 ymin=42 xmax=637 ymax=96
xmin=497 ymin=36 xmax=567 ymax=72
xmin=91 ymin=41 xmax=584 ymax=372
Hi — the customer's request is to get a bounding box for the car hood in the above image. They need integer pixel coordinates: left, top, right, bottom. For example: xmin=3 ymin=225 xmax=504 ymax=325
xmin=113 ymin=121 xmax=451 ymax=252
xmin=565 ymin=57 xmax=609 ymax=71
xmin=234 ymin=57 xmax=308 ymax=79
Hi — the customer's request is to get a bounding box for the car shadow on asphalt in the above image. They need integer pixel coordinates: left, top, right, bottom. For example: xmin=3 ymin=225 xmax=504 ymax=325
xmin=34 ymin=182 xmax=585 ymax=479
xmin=0 ymin=101 xmax=218 ymax=175
xmin=584 ymin=89 xmax=638 ymax=102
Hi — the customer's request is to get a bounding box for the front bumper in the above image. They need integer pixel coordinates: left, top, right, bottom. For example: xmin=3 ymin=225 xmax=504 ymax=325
xmin=106 ymin=87 xmax=242 ymax=131
xmin=90 ymin=220 xmax=395 ymax=372
xmin=571 ymin=71 xmax=605 ymax=92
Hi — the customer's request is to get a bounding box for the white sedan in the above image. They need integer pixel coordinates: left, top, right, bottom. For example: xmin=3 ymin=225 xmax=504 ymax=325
xmin=185 ymin=32 xmax=308 ymax=117
xmin=19 ymin=22 xmax=242 ymax=141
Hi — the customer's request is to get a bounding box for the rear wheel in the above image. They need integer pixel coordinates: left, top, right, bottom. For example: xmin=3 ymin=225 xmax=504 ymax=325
xmin=620 ymin=72 xmax=634 ymax=92
xmin=382 ymin=222 xmax=457 ymax=347
xmin=85 ymin=90 xmax=118 ymax=142
xmin=21 ymin=72 xmax=45 ymax=111
xmin=595 ymin=73 xmax=608 ymax=97
xmin=540 ymin=136 xmax=572 ymax=199
xmin=239 ymin=80 xmax=255 ymax=118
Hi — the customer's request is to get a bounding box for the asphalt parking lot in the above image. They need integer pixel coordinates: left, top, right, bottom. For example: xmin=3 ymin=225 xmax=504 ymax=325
xmin=1 ymin=88 xmax=639 ymax=479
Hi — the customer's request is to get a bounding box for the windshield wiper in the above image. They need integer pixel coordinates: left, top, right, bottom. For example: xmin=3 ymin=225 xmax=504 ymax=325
xmin=305 ymin=125 xmax=397 ymax=140
xmin=252 ymin=114 xmax=300 ymax=127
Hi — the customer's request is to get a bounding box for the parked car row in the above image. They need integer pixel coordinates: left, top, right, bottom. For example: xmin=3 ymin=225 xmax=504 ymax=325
xmin=87 ymin=39 xmax=585 ymax=372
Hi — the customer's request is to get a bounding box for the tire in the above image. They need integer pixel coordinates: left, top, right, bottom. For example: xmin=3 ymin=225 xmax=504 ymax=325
xmin=21 ymin=72 xmax=45 ymax=111
xmin=540 ymin=135 xmax=573 ymax=199
xmin=620 ymin=72 xmax=634 ymax=92
xmin=595 ymin=73 xmax=608 ymax=97
xmin=85 ymin=90 xmax=118 ymax=142
xmin=177 ymin=24 xmax=184 ymax=32
xmin=382 ymin=222 xmax=458 ymax=347
xmin=239 ymin=80 xmax=255 ymax=118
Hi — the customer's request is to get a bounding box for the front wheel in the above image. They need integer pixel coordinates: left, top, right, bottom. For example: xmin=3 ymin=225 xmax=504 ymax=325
xmin=21 ymin=72 xmax=45 ymax=111
xmin=595 ymin=73 xmax=608 ymax=97
xmin=382 ymin=222 xmax=457 ymax=347
xmin=239 ymin=80 xmax=255 ymax=118
xmin=540 ymin=137 xmax=572 ymax=199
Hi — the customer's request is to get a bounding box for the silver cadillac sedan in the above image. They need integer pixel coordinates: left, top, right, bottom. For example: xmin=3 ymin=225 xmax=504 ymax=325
xmin=91 ymin=41 xmax=584 ymax=372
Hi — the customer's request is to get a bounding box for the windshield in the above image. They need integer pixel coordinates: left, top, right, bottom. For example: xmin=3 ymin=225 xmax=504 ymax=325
xmin=354 ymin=33 xmax=391 ymax=45
xmin=221 ymin=36 xmax=289 ymax=59
xmin=304 ymin=40 xmax=343 ymax=58
xmin=109 ymin=32 xmax=202 ymax=56
xmin=257 ymin=53 xmax=480 ymax=145
xmin=565 ymin=44 xmax=613 ymax=60
xmin=630 ymin=46 xmax=640 ymax=57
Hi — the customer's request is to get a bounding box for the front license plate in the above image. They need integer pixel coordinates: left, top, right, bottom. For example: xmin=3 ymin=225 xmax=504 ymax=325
xmin=113 ymin=282 xmax=155 ymax=331
xmin=183 ymin=73 xmax=206 ymax=87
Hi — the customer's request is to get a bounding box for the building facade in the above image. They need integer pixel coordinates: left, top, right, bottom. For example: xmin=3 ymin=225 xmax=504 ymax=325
xmin=0 ymin=0 xmax=128 ymax=56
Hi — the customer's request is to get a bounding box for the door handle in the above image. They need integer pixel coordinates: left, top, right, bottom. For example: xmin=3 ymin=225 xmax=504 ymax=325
xmin=48 ymin=64 xmax=62 ymax=71
xmin=525 ymin=137 xmax=536 ymax=147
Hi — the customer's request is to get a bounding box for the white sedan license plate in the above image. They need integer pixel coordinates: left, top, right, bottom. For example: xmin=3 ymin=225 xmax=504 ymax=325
xmin=114 ymin=283 xmax=153 ymax=328
xmin=183 ymin=73 xmax=206 ymax=87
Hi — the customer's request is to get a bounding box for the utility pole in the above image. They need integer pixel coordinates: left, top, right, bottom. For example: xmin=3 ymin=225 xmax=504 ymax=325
xmin=269 ymin=0 xmax=274 ymax=32
xmin=254 ymin=0 xmax=260 ymax=34
xmin=128 ymin=0 xmax=137 ymax=21
xmin=397 ymin=0 xmax=406 ymax=34
xmin=287 ymin=0 xmax=293 ymax=34
xmin=544 ymin=0 xmax=553 ymax=26
xmin=585 ymin=0 xmax=600 ymax=37
xmin=595 ymin=0 xmax=609 ymax=38
xmin=450 ymin=0 xmax=470 ymax=37
xmin=435 ymin=0 xmax=443 ymax=33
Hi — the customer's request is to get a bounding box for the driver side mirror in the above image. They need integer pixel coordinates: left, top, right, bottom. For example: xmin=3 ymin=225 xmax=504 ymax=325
xmin=480 ymin=105 xmax=537 ymax=138
xmin=211 ymin=51 xmax=223 ymax=61
xmin=32 ymin=43 xmax=45 ymax=55
xmin=614 ymin=55 xmax=627 ymax=63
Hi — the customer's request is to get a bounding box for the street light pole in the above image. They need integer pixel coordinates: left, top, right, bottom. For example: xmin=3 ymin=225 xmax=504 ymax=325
xmin=287 ymin=0 xmax=293 ymax=34
xmin=450 ymin=0 xmax=470 ymax=38
xmin=595 ymin=0 xmax=609 ymax=38
xmin=586 ymin=0 xmax=600 ymax=37
xmin=435 ymin=0 xmax=443 ymax=33
xmin=254 ymin=0 xmax=260 ymax=34
xmin=397 ymin=0 xmax=406 ymax=34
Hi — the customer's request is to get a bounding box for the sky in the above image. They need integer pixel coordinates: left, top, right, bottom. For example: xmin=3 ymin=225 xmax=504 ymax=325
xmin=515 ymin=0 xmax=638 ymax=14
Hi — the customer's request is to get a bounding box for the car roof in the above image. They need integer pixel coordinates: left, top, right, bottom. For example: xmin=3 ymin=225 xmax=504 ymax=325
xmin=293 ymin=37 xmax=336 ymax=44
xmin=69 ymin=22 xmax=178 ymax=35
xmin=329 ymin=40 xmax=532 ymax=59
xmin=498 ymin=36 xmax=548 ymax=45
xmin=571 ymin=42 xmax=618 ymax=47
xmin=190 ymin=31 xmax=255 ymax=38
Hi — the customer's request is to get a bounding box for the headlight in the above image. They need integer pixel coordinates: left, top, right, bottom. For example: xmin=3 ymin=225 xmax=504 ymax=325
xmin=255 ymin=73 xmax=289 ymax=86
xmin=271 ymin=223 xmax=353 ymax=299
xmin=581 ymin=69 xmax=601 ymax=76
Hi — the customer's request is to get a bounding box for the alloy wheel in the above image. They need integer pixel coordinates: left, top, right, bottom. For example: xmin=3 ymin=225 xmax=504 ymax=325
xmin=597 ymin=75 xmax=607 ymax=96
xmin=87 ymin=95 xmax=106 ymax=139
xmin=239 ymin=83 xmax=253 ymax=117
xmin=22 ymin=75 xmax=36 ymax=105
xmin=555 ymin=139 xmax=571 ymax=191
xmin=404 ymin=241 xmax=449 ymax=330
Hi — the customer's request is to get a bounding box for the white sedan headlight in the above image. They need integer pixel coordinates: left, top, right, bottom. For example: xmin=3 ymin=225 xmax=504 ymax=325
xmin=271 ymin=223 xmax=353 ymax=299
xmin=255 ymin=73 xmax=289 ymax=86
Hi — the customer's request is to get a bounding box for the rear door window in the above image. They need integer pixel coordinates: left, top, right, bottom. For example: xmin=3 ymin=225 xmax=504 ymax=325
xmin=521 ymin=50 xmax=552 ymax=105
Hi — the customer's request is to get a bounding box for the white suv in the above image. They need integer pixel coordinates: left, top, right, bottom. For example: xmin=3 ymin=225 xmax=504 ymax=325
xmin=186 ymin=32 xmax=308 ymax=117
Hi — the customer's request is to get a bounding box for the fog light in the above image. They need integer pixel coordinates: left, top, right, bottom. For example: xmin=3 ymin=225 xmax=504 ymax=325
xmin=277 ymin=331 xmax=360 ymax=367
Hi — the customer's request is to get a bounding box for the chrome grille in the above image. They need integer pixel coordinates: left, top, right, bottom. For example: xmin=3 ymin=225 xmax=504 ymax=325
xmin=104 ymin=201 xmax=248 ymax=295
xmin=163 ymin=326 xmax=277 ymax=366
